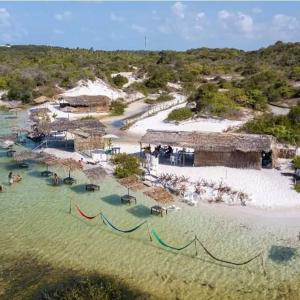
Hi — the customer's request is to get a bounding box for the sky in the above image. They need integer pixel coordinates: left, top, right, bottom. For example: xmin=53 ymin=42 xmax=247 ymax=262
xmin=0 ymin=1 xmax=300 ymax=51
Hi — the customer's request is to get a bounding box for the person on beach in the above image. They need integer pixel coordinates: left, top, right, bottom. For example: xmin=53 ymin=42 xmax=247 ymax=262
xmin=0 ymin=185 xmax=4 ymax=192
xmin=8 ymin=172 xmax=13 ymax=185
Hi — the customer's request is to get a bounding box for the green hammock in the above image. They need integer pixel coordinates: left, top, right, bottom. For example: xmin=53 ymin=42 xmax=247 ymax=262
xmin=152 ymin=229 xmax=195 ymax=251
xmin=100 ymin=213 xmax=147 ymax=233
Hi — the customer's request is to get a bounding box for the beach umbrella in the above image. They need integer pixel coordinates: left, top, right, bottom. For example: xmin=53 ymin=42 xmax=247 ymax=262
xmin=13 ymin=150 xmax=42 ymax=162
xmin=83 ymin=166 xmax=106 ymax=184
xmin=35 ymin=153 xmax=58 ymax=176
xmin=58 ymin=158 xmax=83 ymax=184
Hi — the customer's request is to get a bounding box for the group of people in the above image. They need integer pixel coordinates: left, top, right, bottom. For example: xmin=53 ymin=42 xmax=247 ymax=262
xmin=144 ymin=145 xmax=174 ymax=158
xmin=0 ymin=171 xmax=23 ymax=192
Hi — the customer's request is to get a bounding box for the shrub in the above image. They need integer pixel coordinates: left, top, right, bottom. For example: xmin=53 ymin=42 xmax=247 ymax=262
xmin=80 ymin=115 xmax=97 ymax=120
xmin=111 ymin=153 xmax=141 ymax=178
xmin=240 ymin=114 xmax=300 ymax=145
xmin=156 ymin=93 xmax=174 ymax=103
xmin=110 ymin=100 xmax=127 ymax=115
xmin=167 ymin=107 xmax=193 ymax=122
xmin=112 ymin=74 xmax=128 ymax=88
xmin=295 ymin=182 xmax=300 ymax=193
xmin=293 ymin=156 xmax=300 ymax=169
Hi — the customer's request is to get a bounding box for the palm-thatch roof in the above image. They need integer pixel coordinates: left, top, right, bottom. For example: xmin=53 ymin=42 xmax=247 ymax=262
xmin=60 ymin=95 xmax=110 ymax=107
xmin=83 ymin=166 xmax=106 ymax=183
xmin=13 ymin=150 xmax=49 ymax=162
xmin=37 ymin=118 xmax=106 ymax=135
xmin=141 ymin=130 xmax=275 ymax=153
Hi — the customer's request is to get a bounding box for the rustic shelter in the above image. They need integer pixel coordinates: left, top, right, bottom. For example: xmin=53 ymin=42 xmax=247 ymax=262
xmin=140 ymin=130 xmax=276 ymax=169
xmin=59 ymin=95 xmax=110 ymax=113
xmin=35 ymin=118 xmax=106 ymax=152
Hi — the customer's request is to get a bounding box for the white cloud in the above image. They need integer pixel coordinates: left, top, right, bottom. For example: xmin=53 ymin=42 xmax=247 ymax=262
xmin=0 ymin=8 xmax=11 ymax=27
xmin=252 ymin=7 xmax=262 ymax=14
xmin=273 ymin=14 xmax=299 ymax=31
xmin=131 ymin=24 xmax=146 ymax=34
xmin=110 ymin=13 xmax=125 ymax=22
xmin=218 ymin=10 xmax=254 ymax=37
xmin=54 ymin=11 xmax=72 ymax=21
xmin=172 ymin=2 xmax=186 ymax=19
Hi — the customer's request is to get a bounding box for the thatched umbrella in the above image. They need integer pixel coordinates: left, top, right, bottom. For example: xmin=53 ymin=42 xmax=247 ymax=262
xmin=13 ymin=150 xmax=42 ymax=168
xmin=83 ymin=166 xmax=106 ymax=191
xmin=35 ymin=153 xmax=58 ymax=177
xmin=58 ymin=158 xmax=83 ymax=185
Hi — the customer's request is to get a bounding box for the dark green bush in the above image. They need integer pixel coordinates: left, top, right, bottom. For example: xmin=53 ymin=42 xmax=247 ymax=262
xmin=240 ymin=114 xmax=300 ymax=145
xmin=167 ymin=107 xmax=193 ymax=121
xmin=111 ymin=153 xmax=141 ymax=178
xmin=293 ymin=156 xmax=300 ymax=169
xmin=110 ymin=100 xmax=127 ymax=115
xmin=112 ymin=74 xmax=128 ymax=88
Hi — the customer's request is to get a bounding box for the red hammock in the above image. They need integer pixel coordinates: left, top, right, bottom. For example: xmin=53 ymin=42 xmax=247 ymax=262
xmin=76 ymin=205 xmax=99 ymax=220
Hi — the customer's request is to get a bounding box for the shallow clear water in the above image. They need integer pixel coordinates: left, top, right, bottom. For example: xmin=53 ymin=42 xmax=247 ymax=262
xmin=1 ymin=111 xmax=300 ymax=299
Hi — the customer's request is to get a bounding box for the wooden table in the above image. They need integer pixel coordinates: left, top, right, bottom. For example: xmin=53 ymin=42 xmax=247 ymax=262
xmin=150 ymin=205 xmax=168 ymax=217
xmin=85 ymin=184 xmax=100 ymax=191
xmin=41 ymin=170 xmax=53 ymax=177
xmin=63 ymin=177 xmax=76 ymax=185
xmin=121 ymin=194 xmax=137 ymax=205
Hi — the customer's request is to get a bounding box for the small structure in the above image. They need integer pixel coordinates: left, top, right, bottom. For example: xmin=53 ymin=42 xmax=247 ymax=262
xmin=83 ymin=166 xmax=106 ymax=191
xmin=34 ymin=118 xmax=106 ymax=152
xmin=59 ymin=95 xmax=110 ymax=113
xmin=121 ymin=194 xmax=137 ymax=205
xmin=150 ymin=205 xmax=168 ymax=217
xmin=141 ymin=130 xmax=276 ymax=169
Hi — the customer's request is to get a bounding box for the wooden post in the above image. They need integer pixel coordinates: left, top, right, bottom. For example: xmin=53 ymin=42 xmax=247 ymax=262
xmin=68 ymin=198 xmax=72 ymax=214
xmin=194 ymin=235 xmax=198 ymax=256
xmin=260 ymin=253 xmax=266 ymax=276
xmin=147 ymin=222 xmax=152 ymax=241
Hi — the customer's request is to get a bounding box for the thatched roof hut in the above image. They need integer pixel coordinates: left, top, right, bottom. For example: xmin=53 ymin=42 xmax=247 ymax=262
xmin=37 ymin=118 xmax=105 ymax=135
xmin=141 ymin=130 xmax=276 ymax=169
xmin=59 ymin=95 xmax=110 ymax=113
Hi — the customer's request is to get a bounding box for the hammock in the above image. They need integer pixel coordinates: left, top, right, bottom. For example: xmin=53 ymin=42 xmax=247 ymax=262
xmin=100 ymin=213 xmax=147 ymax=233
xmin=152 ymin=229 xmax=196 ymax=251
xmin=76 ymin=205 xmax=100 ymax=220
xmin=196 ymin=237 xmax=261 ymax=266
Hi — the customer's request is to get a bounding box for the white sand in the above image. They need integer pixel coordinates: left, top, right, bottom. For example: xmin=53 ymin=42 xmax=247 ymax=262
xmin=129 ymin=103 xmax=245 ymax=136
xmin=154 ymin=163 xmax=300 ymax=209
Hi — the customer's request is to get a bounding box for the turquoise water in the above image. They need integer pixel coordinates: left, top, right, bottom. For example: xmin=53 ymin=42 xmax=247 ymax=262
xmin=1 ymin=111 xmax=300 ymax=299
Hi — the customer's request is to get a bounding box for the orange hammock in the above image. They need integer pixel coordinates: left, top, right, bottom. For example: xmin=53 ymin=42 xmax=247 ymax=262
xmin=76 ymin=205 xmax=100 ymax=220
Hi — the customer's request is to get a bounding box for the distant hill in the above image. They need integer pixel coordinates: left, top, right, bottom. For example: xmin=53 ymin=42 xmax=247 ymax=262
xmin=0 ymin=41 xmax=299 ymax=107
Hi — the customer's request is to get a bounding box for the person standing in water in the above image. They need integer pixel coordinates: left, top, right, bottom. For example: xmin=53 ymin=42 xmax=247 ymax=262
xmin=8 ymin=172 xmax=13 ymax=185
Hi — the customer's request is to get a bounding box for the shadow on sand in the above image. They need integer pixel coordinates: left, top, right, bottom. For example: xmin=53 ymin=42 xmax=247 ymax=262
xmin=127 ymin=204 xmax=151 ymax=219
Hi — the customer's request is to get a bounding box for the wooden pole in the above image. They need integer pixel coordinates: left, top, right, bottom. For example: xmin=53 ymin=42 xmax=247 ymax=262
xmin=147 ymin=222 xmax=152 ymax=241
xmin=194 ymin=235 xmax=198 ymax=256
xmin=68 ymin=198 xmax=72 ymax=214
xmin=260 ymin=253 xmax=267 ymax=276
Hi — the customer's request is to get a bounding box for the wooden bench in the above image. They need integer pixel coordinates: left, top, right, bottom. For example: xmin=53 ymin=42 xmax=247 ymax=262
xmin=63 ymin=177 xmax=76 ymax=185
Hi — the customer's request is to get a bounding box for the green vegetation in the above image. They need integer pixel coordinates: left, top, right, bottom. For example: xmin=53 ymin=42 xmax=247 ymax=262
xmin=112 ymin=74 xmax=128 ymax=88
xmin=110 ymin=100 xmax=127 ymax=115
xmin=188 ymin=83 xmax=241 ymax=118
xmin=111 ymin=153 xmax=142 ymax=178
xmin=0 ymin=42 xmax=299 ymax=108
xmin=167 ymin=107 xmax=193 ymax=122
xmin=144 ymin=93 xmax=174 ymax=104
xmin=293 ymin=156 xmax=300 ymax=169
xmin=295 ymin=183 xmax=300 ymax=193
xmin=240 ymin=106 xmax=300 ymax=145
xmin=80 ymin=115 xmax=98 ymax=120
